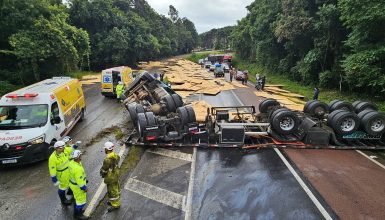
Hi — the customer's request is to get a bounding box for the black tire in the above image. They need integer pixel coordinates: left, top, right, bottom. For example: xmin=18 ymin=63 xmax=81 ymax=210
xmin=331 ymin=111 xmax=359 ymax=135
xmin=327 ymin=109 xmax=347 ymax=127
xmin=141 ymin=72 xmax=154 ymax=82
xmin=354 ymin=101 xmax=378 ymax=114
xmin=303 ymin=100 xmax=317 ymax=113
xmin=352 ymin=101 xmax=362 ymax=110
xmin=329 ymin=100 xmax=353 ymax=112
xmin=172 ymin=94 xmax=183 ymax=108
xmin=185 ymin=106 xmax=196 ymax=123
xmin=271 ymin=110 xmax=300 ymax=135
xmin=137 ymin=113 xmax=147 ymax=138
xmin=357 ymin=109 xmax=376 ymax=121
xmin=163 ymin=95 xmax=176 ymax=112
xmin=136 ymin=104 xmax=145 ymax=114
xmin=307 ymin=101 xmax=329 ymax=118
xmin=177 ymin=106 xmax=189 ymax=126
xmin=329 ymin=100 xmax=341 ymax=110
xmin=259 ymin=99 xmax=280 ymax=114
xmin=361 ymin=111 xmax=385 ymax=136
xmin=145 ymin=112 xmax=157 ymax=126
xmin=128 ymin=103 xmax=139 ymax=123
xmin=270 ymin=108 xmax=289 ymax=120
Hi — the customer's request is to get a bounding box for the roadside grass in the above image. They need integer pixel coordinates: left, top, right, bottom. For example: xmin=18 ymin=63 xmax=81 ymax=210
xmin=67 ymin=70 xmax=99 ymax=79
xmin=84 ymin=125 xmax=121 ymax=147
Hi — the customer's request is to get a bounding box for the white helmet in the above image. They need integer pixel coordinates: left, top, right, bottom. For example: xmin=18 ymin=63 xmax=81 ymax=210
xmin=62 ymin=136 xmax=72 ymax=143
xmin=104 ymin=141 xmax=114 ymax=151
xmin=118 ymin=81 xmax=123 ymax=85
xmin=54 ymin=141 xmax=65 ymax=148
xmin=70 ymin=150 xmax=82 ymax=159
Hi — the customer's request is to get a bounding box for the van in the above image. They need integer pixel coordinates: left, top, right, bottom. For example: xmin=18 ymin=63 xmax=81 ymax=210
xmin=0 ymin=77 xmax=86 ymax=166
xmin=101 ymin=66 xmax=133 ymax=97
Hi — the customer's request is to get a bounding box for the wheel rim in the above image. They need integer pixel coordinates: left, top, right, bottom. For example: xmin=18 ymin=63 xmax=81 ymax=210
xmin=340 ymin=118 xmax=356 ymax=132
xmin=371 ymin=118 xmax=385 ymax=132
xmin=279 ymin=117 xmax=295 ymax=131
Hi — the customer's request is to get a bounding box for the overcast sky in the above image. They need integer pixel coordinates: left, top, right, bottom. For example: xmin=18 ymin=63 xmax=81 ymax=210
xmin=146 ymin=0 xmax=254 ymax=33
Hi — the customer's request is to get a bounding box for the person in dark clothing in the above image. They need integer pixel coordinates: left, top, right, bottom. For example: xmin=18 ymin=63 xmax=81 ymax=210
xmin=313 ymin=87 xmax=319 ymax=100
xmin=243 ymin=70 xmax=248 ymax=85
xmin=261 ymin=76 xmax=266 ymax=90
xmin=159 ymin=72 xmax=164 ymax=82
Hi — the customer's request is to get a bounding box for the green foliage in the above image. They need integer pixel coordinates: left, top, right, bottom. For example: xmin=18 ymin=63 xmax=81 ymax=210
xmin=231 ymin=0 xmax=385 ymax=99
xmin=200 ymin=26 xmax=235 ymax=50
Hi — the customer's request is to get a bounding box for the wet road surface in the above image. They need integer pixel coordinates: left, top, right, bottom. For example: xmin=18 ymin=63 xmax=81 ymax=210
xmin=0 ymin=83 xmax=126 ymax=220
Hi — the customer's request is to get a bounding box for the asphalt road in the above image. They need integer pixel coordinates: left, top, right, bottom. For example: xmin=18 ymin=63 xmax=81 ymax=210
xmin=0 ymin=83 xmax=126 ymax=220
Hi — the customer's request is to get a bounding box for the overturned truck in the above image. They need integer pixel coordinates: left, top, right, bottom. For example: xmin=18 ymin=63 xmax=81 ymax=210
xmin=123 ymin=73 xmax=385 ymax=149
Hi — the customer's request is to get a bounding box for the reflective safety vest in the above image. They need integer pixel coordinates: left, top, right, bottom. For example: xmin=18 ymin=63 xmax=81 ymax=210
xmin=64 ymin=144 xmax=74 ymax=159
xmin=116 ymin=84 xmax=125 ymax=97
xmin=68 ymin=160 xmax=87 ymax=188
xmin=100 ymin=152 xmax=120 ymax=184
xmin=48 ymin=151 xmax=70 ymax=178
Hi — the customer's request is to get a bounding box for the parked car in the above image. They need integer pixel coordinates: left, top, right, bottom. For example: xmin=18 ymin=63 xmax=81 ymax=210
xmin=204 ymin=61 xmax=212 ymax=69
xmin=209 ymin=64 xmax=215 ymax=72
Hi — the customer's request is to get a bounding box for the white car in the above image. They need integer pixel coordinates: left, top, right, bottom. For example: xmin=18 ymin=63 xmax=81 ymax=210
xmin=209 ymin=64 xmax=215 ymax=71
xmin=204 ymin=61 xmax=212 ymax=69
xmin=222 ymin=63 xmax=230 ymax=73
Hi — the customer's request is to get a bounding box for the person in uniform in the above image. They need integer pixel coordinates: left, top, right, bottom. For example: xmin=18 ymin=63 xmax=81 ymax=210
xmin=68 ymin=150 xmax=89 ymax=220
xmin=100 ymin=142 xmax=121 ymax=212
xmin=48 ymin=141 xmax=72 ymax=206
xmin=116 ymin=81 xmax=125 ymax=101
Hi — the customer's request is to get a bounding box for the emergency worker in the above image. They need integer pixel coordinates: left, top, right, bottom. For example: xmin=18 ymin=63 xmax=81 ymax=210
xmin=100 ymin=142 xmax=121 ymax=212
xmin=116 ymin=81 xmax=125 ymax=100
xmin=48 ymin=141 xmax=72 ymax=206
xmin=69 ymin=150 xmax=89 ymax=220
xmin=63 ymin=136 xmax=75 ymax=158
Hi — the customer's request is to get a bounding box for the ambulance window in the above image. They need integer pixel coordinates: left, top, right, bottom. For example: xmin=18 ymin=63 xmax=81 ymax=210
xmin=51 ymin=102 xmax=59 ymax=119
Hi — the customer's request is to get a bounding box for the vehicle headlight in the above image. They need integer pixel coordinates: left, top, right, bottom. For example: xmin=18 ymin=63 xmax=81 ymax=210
xmin=28 ymin=135 xmax=45 ymax=145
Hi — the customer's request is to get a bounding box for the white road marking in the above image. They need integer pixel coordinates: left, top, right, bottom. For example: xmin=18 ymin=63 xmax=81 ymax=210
xmin=230 ymin=89 xmax=244 ymax=106
xmin=147 ymin=148 xmax=193 ymax=162
xmin=274 ymin=148 xmax=333 ymax=220
xmin=356 ymin=150 xmax=385 ymax=170
xmin=184 ymin=147 xmax=197 ymax=220
xmin=84 ymin=144 xmax=126 ymax=217
xmin=125 ymin=178 xmax=186 ymax=211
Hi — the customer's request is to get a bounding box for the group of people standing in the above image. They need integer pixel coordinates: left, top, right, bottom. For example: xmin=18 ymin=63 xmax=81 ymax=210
xmin=48 ymin=137 xmax=121 ymax=219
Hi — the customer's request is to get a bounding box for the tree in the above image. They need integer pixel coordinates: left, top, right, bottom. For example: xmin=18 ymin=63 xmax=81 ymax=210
xmin=168 ymin=5 xmax=179 ymax=23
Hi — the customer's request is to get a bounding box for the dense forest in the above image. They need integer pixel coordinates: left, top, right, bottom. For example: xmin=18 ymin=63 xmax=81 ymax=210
xmin=0 ymin=0 xmax=198 ymax=94
xmin=199 ymin=26 xmax=235 ymax=50
xmin=231 ymin=0 xmax=385 ymax=97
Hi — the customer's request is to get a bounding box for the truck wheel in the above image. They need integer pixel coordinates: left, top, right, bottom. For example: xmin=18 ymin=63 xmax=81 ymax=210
xmin=145 ymin=112 xmax=157 ymax=126
xmin=303 ymin=100 xmax=317 ymax=113
xmin=357 ymin=109 xmax=376 ymax=121
xmin=328 ymin=100 xmax=341 ymax=111
xmin=137 ymin=113 xmax=147 ymax=138
xmin=141 ymin=72 xmax=154 ymax=82
xmin=163 ymin=95 xmax=176 ymax=112
xmin=352 ymin=101 xmax=362 ymax=110
xmin=307 ymin=101 xmax=329 ymax=118
xmin=186 ymin=106 xmax=196 ymax=123
xmin=361 ymin=111 xmax=385 ymax=136
xmin=331 ymin=111 xmax=359 ymax=135
xmin=270 ymin=108 xmax=288 ymax=120
xmin=128 ymin=103 xmax=139 ymax=123
xmin=327 ymin=109 xmax=346 ymax=127
xmin=354 ymin=101 xmax=378 ymax=114
xmin=172 ymin=94 xmax=183 ymax=108
xmin=177 ymin=106 xmax=189 ymax=126
xmin=271 ymin=110 xmax=300 ymax=135
xmin=329 ymin=100 xmax=353 ymax=112
xmin=259 ymin=99 xmax=280 ymax=114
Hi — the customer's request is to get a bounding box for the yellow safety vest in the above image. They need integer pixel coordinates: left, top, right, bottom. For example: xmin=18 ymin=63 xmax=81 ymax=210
xmin=48 ymin=151 xmax=69 ymax=178
xmin=69 ymin=160 xmax=87 ymax=188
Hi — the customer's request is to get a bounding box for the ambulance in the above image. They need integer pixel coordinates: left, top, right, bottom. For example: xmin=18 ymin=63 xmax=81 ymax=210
xmin=0 ymin=77 xmax=86 ymax=166
xmin=101 ymin=66 xmax=133 ymax=97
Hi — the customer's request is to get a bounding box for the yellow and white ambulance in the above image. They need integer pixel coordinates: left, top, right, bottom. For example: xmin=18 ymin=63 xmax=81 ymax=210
xmin=0 ymin=77 xmax=86 ymax=165
xmin=101 ymin=66 xmax=133 ymax=97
